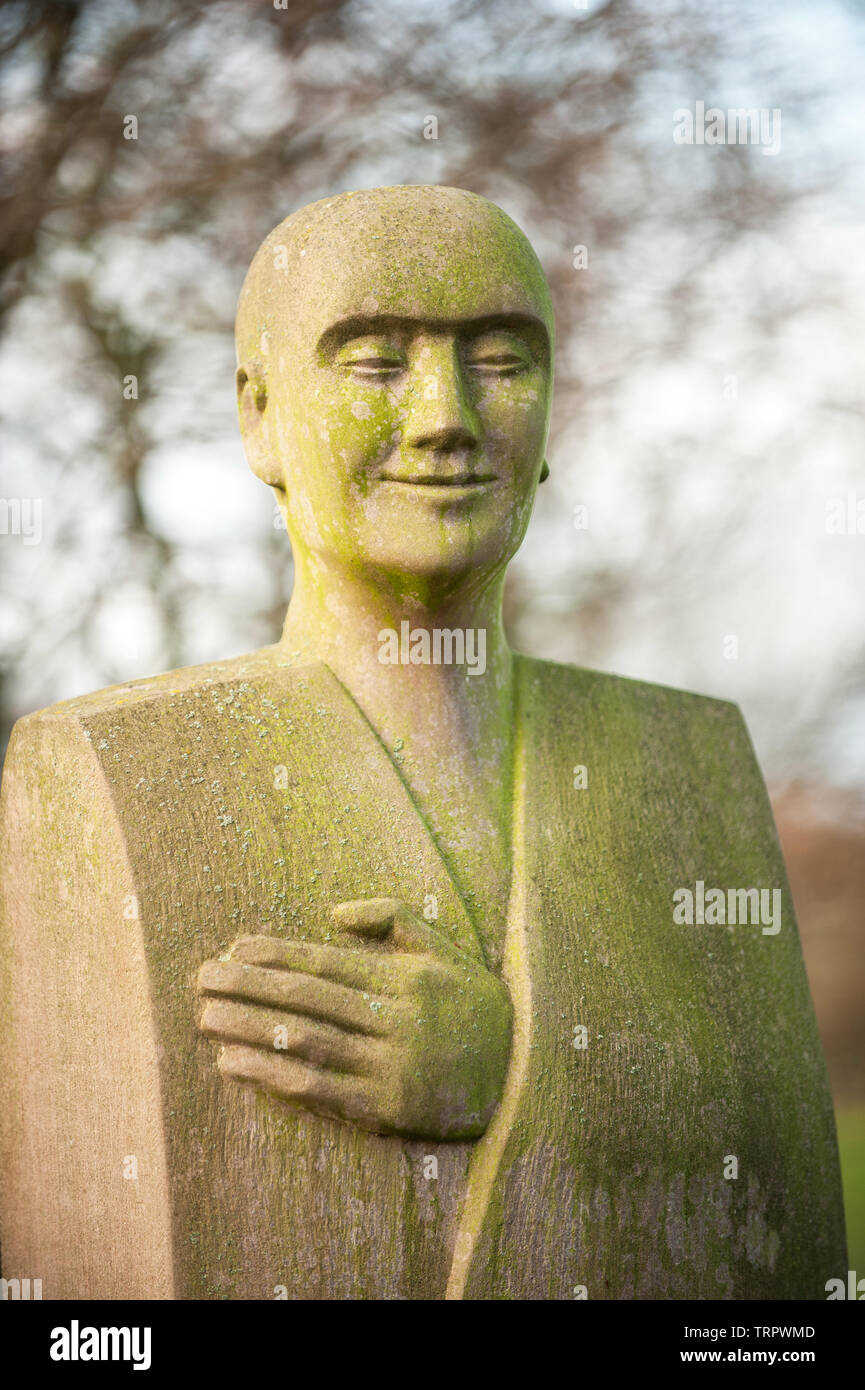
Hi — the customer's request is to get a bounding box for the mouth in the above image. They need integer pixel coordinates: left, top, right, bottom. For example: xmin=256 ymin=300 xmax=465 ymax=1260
xmin=378 ymin=474 xmax=497 ymax=494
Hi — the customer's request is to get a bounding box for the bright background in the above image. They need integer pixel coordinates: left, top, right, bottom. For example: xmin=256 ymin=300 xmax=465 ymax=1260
xmin=1 ymin=0 xmax=863 ymax=1281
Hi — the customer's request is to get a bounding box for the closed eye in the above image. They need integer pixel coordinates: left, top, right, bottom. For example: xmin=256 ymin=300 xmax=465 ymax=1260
xmin=468 ymin=353 xmax=529 ymax=374
xmin=343 ymin=358 xmax=405 ymax=375
xmin=334 ymin=338 xmax=407 ymax=376
xmin=464 ymin=331 xmax=535 ymax=374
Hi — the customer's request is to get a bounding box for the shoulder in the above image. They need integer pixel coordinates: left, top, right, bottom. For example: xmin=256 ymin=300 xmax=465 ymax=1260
xmin=8 ymin=646 xmax=341 ymax=730
xmin=3 ymin=649 xmax=336 ymax=773
xmin=514 ymin=654 xmax=768 ymax=812
xmin=16 ymin=647 xmax=281 ymax=725
xmin=515 ymin=652 xmax=751 ymax=746
xmin=516 ymin=652 xmax=741 ymax=716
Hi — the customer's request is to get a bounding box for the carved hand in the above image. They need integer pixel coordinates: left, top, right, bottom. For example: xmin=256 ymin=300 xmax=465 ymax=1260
xmin=196 ymin=898 xmax=513 ymax=1141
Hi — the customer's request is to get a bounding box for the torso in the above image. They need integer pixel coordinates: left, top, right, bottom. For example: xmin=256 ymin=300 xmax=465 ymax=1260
xmin=327 ymin=666 xmax=516 ymax=972
xmin=390 ymin=742 xmax=513 ymax=971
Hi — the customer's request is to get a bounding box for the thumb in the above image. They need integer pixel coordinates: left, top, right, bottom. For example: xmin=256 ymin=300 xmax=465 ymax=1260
xmin=330 ymin=898 xmax=442 ymax=954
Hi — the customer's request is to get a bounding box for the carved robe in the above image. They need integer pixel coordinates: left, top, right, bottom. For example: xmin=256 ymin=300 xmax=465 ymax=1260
xmin=0 ymin=649 xmax=846 ymax=1298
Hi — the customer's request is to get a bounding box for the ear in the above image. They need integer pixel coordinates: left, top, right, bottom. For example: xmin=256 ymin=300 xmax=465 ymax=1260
xmin=236 ymin=362 xmax=283 ymax=490
xmin=539 ymin=458 xmax=550 ymax=483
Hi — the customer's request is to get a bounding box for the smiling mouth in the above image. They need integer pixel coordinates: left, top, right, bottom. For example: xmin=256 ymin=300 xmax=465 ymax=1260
xmin=379 ymin=475 xmax=497 ymax=487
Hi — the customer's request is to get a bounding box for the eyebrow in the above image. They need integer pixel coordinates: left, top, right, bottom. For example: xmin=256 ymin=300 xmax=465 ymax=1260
xmin=317 ymin=312 xmax=550 ymax=359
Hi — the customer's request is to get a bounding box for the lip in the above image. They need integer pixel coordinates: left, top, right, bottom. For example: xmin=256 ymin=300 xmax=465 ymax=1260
xmin=378 ymin=477 xmax=497 ymax=503
xmin=379 ymin=475 xmax=497 ymax=489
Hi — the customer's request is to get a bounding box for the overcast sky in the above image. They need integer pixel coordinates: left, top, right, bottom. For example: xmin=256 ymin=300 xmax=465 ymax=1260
xmin=2 ymin=0 xmax=863 ymax=806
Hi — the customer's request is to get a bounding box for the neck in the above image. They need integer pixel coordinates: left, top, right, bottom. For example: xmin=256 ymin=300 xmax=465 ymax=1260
xmin=278 ymin=549 xmax=514 ymax=747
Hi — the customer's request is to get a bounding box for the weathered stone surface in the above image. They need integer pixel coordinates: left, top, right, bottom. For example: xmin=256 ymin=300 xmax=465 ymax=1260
xmin=0 ymin=186 xmax=846 ymax=1298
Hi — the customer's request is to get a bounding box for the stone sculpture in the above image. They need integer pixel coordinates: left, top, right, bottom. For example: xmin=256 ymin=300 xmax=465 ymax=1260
xmin=0 ymin=186 xmax=846 ymax=1299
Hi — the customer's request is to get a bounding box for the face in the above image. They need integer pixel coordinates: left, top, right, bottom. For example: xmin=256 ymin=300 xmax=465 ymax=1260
xmin=238 ymin=192 xmax=553 ymax=600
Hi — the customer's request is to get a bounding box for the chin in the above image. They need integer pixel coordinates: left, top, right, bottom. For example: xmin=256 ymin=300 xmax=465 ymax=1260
xmin=363 ymin=535 xmax=512 ymax=590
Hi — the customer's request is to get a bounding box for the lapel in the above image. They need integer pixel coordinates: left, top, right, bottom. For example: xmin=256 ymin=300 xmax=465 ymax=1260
xmin=82 ymin=652 xmax=483 ymax=1299
xmin=307 ymin=661 xmax=486 ymax=963
xmin=449 ymin=655 xmax=845 ymax=1299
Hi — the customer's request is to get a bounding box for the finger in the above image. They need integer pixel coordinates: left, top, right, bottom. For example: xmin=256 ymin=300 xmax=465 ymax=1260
xmin=228 ymin=935 xmax=399 ymax=993
xmin=199 ymin=998 xmax=378 ymax=1074
xmin=331 ymin=898 xmax=436 ymax=954
xmin=197 ymin=960 xmax=390 ymax=1036
xmin=217 ymin=1045 xmax=372 ymax=1127
xmin=330 ymin=897 xmax=402 ymax=940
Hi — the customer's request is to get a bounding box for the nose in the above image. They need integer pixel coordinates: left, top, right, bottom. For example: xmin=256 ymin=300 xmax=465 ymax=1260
xmin=403 ymin=339 xmax=480 ymax=452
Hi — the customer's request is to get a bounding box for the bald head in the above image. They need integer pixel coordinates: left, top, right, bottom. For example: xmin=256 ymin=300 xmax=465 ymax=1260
xmin=234 ymin=185 xmax=554 ymax=596
xmin=235 ymin=185 xmax=553 ymax=370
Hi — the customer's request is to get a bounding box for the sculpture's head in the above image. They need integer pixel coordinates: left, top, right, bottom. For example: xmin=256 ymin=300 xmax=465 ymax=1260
xmin=236 ymin=185 xmax=553 ymax=599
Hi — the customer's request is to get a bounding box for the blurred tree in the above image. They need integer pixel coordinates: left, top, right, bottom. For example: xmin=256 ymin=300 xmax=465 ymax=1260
xmin=0 ymin=0 xmax=863 ymax=805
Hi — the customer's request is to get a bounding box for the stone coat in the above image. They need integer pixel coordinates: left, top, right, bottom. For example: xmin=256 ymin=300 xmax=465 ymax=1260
xmin=0 ymin=649 xmax=846 ymax=1298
